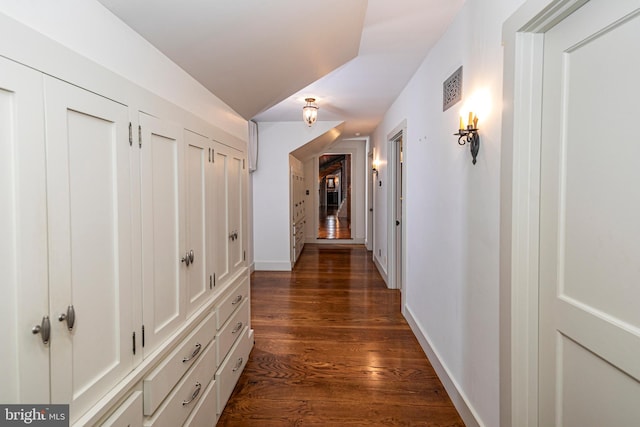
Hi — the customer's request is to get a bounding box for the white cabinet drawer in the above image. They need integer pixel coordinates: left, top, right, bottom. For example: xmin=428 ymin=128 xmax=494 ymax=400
xmin=144 ymin=342 xmax=216 ymax=427
xmin=183 ymin=378 xmax=217 ymax=427
xmin=101 ymin=391 xmax=143 ymax=427
xmin=216 ymin=299 xmax=250 ymax=365
xmin=143 ymin=311 xmax=216 ymax=415
xmin=216 ymin=278 xmax=249 ymax=330
xmin=215 ymin=326 xmax=252 ymax=414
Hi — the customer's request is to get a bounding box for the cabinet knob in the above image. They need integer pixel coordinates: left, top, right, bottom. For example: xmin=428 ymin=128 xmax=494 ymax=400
xmin=181 ymin=252 xmax=191 ymax=266
xmin=58 ymin=305 xmax=76 ymax=331
xmin=32 ymin=316 xmax=51 ymax=345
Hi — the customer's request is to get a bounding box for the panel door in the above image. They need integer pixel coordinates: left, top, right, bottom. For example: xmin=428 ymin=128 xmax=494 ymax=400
xmin=213 ymin=143 xmax=245 ymax=285
xmin=539 ymin=2 xmax=640 ymax=426
xmin=227 ymin=147 xmax=245 ymax=275
xmin=185 ymin=129 xmax=212 ymax=315
xmin=0 ymin=57 xmax=49 ymax=403
xmin=44 ymin=77 xmax=135 ymax=423
xmin=140 ymin=112 xmax=186 ymax=355
xmin=212 ymin=144 xmax=230 ymax=285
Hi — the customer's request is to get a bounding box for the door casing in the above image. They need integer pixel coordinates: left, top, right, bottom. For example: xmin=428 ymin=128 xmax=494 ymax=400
xmin=386 ymin=120 xmax=406 ymax=293
xmin=500 ymin=1 xmax=592 ymax=426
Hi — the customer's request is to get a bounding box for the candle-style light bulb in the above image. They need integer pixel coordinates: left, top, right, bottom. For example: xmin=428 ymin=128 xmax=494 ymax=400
xmin=473 ymin=115 xmax=478 ymax=129
xmin=459 ymin=116 xmax=464 ymax=130
xmin=468 ymin=112 xmax=473 ymax=128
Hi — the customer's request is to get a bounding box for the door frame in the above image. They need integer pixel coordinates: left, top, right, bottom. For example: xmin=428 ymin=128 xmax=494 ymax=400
xmin=500 ymin=1 xmax=590 ymax=426
xmin=366 ymin=151 xmax=374 ymax=251
xmin=387 ymin=120 xmax=406 ymax=291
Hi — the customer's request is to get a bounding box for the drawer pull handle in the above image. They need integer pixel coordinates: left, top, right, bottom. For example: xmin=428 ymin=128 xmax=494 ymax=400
xmin=232 ymin=357 xmax=243 ymax=372
xmin=231 ymin=295 xmax=242 ymax=305
xmin=232 ymin=322 xmax=243 ymax=334
xmin=182 ymin=382 xmax=201 ymax=406
xmin=182 ymin=343 xmax=202 ymax=363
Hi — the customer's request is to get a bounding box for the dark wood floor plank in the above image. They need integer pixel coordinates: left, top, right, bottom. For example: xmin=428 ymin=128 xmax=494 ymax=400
xmin=218 ymin=244 xmax=464 ymax=426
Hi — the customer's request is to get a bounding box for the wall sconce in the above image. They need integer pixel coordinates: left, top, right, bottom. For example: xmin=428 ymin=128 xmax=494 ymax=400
xmin=302 ymin=97 xmax=319 ymax=127
xmin=455 ymin=112 xmax=480 ymax=165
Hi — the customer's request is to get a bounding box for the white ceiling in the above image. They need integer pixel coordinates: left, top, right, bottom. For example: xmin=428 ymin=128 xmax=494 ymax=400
xmin=98 ymin=0 xmax=464 ymax=139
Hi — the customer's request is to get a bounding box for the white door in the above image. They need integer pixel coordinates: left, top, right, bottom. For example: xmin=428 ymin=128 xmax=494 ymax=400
xmin=227 ymin=146 xmax=245 ymax=275
xmin=140 ymin=112 xmax=186 ymax=354
xmin=213 ymin=143 xmax=245 ymax=284
xmin=393 ymin=133 xmax=403 ymax=290
xmin=0 ymin=57 xmax=49 ymax=403
xmin=44 ymin=77 xmax=135 ymax=422
xmin=212 ymin=144 xmax=230 ymax=285
xmin=539 ymin=2 xmax=640 ymax=426
xmin=185 ymin=129 xmax=210 ymax=315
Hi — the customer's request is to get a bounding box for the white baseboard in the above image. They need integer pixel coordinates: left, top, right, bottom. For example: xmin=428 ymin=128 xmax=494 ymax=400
xmin=253 ymin=261 xmax=292 ymax=271
xmin=373 ymin=255 xmax=388 ymax=286
xmin=403 ymin=306 xmax=483 ymax=427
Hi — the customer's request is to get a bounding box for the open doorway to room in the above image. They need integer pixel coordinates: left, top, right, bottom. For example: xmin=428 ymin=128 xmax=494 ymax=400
xmin=318 ymin=153 xmax=351 ymax=239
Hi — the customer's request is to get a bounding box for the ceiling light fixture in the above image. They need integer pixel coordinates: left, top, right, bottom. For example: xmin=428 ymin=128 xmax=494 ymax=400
xmin=302 ymin=97 xmax=319 ymax=127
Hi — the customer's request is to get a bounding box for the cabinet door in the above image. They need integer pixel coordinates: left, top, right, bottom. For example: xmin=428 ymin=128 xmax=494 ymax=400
xmin=185 ymin=130 xmax=211 ymax=315
xmin=44 ymin=77 xmax=135 ymax=423
xmin=227 ymin=146 xmax=245 ymax=276
xmin=140 ymin=112 xmax=186 ymax=355
xmin=0 ymin=57 xmax=50 ymax=404
xmin=212 ymin=143 xmax=246 ymax=285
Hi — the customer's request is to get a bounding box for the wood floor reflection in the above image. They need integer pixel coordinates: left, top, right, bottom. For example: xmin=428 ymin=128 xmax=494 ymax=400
xmin=218 ymin=244 xmax=465 ymax=426
xmin=317 ymin=205 xmax=351 ymax=239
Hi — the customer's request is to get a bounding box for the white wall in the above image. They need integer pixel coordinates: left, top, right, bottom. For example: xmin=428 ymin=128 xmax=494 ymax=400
xmin=0 ymin=0 xmax=247 ymax=141
xmin=253 ymin=121 xmax=342 ymax=270
xmin=371 ymin=0 xmax=526 ymax=426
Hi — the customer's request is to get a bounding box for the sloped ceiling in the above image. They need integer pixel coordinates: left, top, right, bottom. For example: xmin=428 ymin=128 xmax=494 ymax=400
xmin=98 ymin=0 xmax=465 ymax=138
xmin=97 ymin=0 xmax=367 ymax=119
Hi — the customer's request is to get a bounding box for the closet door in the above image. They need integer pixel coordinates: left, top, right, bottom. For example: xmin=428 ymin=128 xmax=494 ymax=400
xmin=227 ymin=146 xmax=246 ymax=276
xmin=185 ymin=130 xmax=211 ymax=315
xmin=140 ymin=112 xmax=186 ymax=354
xmin=212 ymin=144 xmax=231 ymax=285
xmin=212 ymin=143 xmax=246 ymax=285
xmin=44 ymin=77 xmax=134 ymax=423
xmin=0 ymin=57 xmax=49 ymax=404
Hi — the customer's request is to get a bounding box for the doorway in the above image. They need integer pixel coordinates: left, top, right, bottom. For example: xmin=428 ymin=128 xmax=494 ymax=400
xmin=387 ymin=123 xmax=405 ymax=291
xmin=317 ymin=153 xmax=351 ymax=239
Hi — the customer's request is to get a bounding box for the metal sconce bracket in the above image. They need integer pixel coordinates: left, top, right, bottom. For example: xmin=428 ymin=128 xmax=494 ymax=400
xmin=454 ymin=126 xmax=480 ymax=165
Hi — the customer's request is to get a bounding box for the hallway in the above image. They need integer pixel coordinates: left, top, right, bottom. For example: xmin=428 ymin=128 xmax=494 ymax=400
xmin=218 ymin=244 xmax=464 ymax=426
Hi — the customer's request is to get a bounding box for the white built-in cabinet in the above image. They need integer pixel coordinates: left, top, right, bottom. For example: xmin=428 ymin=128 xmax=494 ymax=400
xmin=0 ymin=27 xmax=252 ymax=425
xmin=1 ymin=52 xmax=50 ymax=406
xmin=290 ymin=165 xmax=306 ymax=265
xmin=139 ymin=112 xmax=185 ymax=355
xmin=45 ymin=76 xmax=138 ymax=419
xmin=213 ymin=144 xmax=246 ymax=285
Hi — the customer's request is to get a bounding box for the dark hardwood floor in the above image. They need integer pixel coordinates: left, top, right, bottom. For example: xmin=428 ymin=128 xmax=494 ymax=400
xmin=218 ymin=244 xmax=464 ymax=426
xmin=317 ymin=205 xmax=351 ymax=239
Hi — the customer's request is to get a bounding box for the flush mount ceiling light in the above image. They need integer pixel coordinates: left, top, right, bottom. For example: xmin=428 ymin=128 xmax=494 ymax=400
xmin=302 ymin=97 xmax=319 ymax=127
